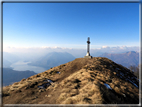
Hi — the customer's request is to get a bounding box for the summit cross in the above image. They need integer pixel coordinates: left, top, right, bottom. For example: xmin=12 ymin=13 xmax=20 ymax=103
xmin=84 ymin=37 xmax=92 ymax=58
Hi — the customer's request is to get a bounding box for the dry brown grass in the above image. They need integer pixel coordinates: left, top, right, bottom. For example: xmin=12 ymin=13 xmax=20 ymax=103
xmin=56 ymin=67 xmax=105 ymax=104
xmin=13 ymin=82 xmax=19 ymax=85
xmin=57 ymin=93 xmax=70 ymax=103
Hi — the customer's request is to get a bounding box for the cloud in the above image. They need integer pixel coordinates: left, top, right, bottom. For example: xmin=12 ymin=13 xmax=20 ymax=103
xmin=3 ymin=45 xmax=139 ymax=58
xmin=101 ymin=46 xmax=110 ymax=49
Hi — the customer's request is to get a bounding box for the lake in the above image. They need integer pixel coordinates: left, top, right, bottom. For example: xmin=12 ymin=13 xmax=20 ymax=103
xmin=10 ymin=61 xmax=47 ymax=73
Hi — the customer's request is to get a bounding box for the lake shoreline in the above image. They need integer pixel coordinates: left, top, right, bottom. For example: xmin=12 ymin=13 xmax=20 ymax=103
xmin=10 ymin=60 xmax=46 ymax=73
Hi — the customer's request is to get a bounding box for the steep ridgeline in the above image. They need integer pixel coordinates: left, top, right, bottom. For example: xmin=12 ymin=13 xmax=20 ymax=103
xmin=3 ymin=57 xmax=139 ymax=104
xmin=99 ymin=51 xmax=139 ymax=68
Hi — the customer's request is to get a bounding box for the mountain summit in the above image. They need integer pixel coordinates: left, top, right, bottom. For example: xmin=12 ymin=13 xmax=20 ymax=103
xmin=28 ymin=52 xmax=76 ymax=69
xmin=3 ymin=57 xmax=139 ymax=104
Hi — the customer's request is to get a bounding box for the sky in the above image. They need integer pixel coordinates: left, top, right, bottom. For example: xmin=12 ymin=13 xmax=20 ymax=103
xmin=3 ymin=2 xmax=139 ymax=50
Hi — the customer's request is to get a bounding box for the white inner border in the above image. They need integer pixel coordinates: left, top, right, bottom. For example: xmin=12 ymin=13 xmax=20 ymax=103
xmin=1 ymin=0 xmax=141 ymax=106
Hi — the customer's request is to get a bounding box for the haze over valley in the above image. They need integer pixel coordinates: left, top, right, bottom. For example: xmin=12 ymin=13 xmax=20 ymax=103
xmin=3 ymin=46 xmax=139 ymax=72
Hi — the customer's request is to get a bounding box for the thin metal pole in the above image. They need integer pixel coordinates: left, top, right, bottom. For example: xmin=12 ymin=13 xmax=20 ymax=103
xmin=87 ymin=37 xmax=90 ymax=53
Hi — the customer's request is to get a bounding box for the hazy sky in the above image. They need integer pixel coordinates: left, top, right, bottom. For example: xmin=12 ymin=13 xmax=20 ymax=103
xmin=3 ymin=2 xmax=139 ymax=49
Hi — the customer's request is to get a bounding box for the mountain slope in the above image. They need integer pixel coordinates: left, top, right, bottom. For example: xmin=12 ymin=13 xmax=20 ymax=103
xmin=28 ymin=52 xmax=76 ymax=69
xmin=3 ymin=52 xmax=21 ymax=68
xmin=3 ymin=68 xmax=37 ymax=86
xmin=3 ymin=57 xmax=139 ymax=104
xmin=3 ymin=52 xmax=20 ymax=63
xmin=99 ymin=51 xmax=139 ymax=68
xmin=3 ymin=59 xmax=12 ymax=68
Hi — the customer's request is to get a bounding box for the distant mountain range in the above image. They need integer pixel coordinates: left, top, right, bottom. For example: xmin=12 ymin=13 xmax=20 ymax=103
xmin=3 ymin=51 xmax=139 ymax=70
xmin=28 ymin=52 xmax=76 ymax=70
xmin=99 ymin=51 xmax=139 ymax=68
xmin=3 ymin=68 xmax=37 ymax=86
